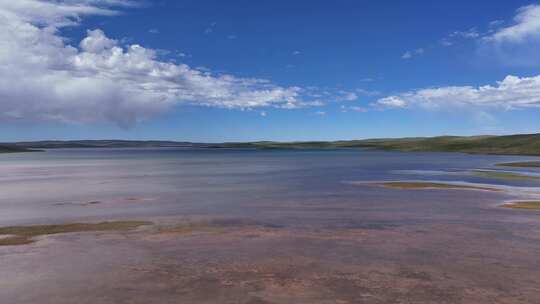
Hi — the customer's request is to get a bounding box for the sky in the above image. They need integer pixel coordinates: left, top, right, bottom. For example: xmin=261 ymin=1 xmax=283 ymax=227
xmin=1 ymin=0 xmax=540 ymax=142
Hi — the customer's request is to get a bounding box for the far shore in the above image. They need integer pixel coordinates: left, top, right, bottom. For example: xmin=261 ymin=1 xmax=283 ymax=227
xmin=2 ymin=133 xmax=540 ymax=156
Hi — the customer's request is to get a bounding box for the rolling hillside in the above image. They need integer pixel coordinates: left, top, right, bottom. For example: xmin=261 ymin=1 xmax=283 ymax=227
xmin=3 ymin=133 xmax=540 ymax=156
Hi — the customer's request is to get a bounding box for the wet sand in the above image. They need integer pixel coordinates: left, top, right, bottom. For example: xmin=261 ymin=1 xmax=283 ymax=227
xmin=497 ymin=161 xmax=540 ymax=168
xmin=368 ymin=181 xmax=501 ymax=191
xmin=502 ymin=201 xmax=540 ymax=210
xmin=1 ymin=213 xmax=540 ymax=304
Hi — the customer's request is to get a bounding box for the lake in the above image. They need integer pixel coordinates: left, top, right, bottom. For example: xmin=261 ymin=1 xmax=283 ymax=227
xmin=1 ymin=149 xmax=540 ymax=303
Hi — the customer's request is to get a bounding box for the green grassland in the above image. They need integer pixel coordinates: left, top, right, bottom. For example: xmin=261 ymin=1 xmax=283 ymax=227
xmin=4 ymin=133 xmax=540 ymax=156
xmin=212 ymin=133 xmax=540 ymax=155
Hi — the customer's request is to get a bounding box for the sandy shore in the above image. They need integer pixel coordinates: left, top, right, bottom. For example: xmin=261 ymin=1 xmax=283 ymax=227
xmin=1 ymin=214 xmax=540 ymax=304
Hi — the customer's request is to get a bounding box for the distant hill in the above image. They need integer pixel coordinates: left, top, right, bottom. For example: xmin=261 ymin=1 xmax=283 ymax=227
xmin=3 ymin=133 xmax=540 ymax=156
xmin=10 ymin=140 xmax=200 ymax=149
xmin=207 ymin=133 xmax=540 ymax=156
xmin=349 ymin=134 xmax=540 ymax=156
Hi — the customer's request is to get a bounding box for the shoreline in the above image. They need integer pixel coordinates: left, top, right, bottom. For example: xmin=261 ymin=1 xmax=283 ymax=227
xmin=3 ymin=133 xmax=540 ymax=156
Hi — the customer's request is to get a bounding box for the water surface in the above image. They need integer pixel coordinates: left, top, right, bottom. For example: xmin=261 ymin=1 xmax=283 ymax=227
xmin=1 ymin=149 xmax=540 ymax=303
xmin=1 ymin=148 xmax=539 ymax=225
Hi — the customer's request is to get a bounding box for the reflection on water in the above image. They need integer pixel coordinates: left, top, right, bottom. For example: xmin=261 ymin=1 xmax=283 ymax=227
xmin=1 ymin=148 xmax=540 ymax=226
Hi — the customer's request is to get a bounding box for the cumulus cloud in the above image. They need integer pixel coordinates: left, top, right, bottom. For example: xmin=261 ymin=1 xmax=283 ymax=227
xmin=0 ymin=0 xmax=310 ymax=126
xmin=374 ymin=75 xmax=540 ymax=110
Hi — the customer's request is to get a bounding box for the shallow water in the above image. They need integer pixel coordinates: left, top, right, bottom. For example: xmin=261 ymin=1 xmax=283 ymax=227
xmin=1 ymin=149 xmax=540 ymax=303
xmin=1 ymin=148 xmax=539 ymax=226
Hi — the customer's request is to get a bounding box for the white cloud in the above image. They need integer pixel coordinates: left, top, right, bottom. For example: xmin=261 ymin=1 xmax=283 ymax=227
xmin=401 ymin=52 xmax=412 ymax=59
xmin=439 ymin=38 xmax=454 ymax=47
xmin=487 ymin=5 xmax=540 ymax=43
xmin=374 ymin=75 xmax=540 ymax=110
xmin=401 ymin=48 xmax=424 ymax=59
xmin=355 ymin=88 xmax=380 ymax=96
xmin=350 ymin=106 xmax=368 ymax=113
xmin=374 ymin=96 xmax=407 ymax=108
xmin=440 ymin=28 xmax=481 ymax=46
xmin=0 ymin=0 xmax=313 ymax=126
xmin=80 ymin=28 xmax=117 ymax=52
xmin=204 ymin=22 xmax=216 ymax=34
xmin=429 ymin=5 xmax=540 ymax=66
xmin=336 ymin=92 xmax=358 ymax=102
xmin=451 ymin=28 xmax=480 ymax=39
xmin=479 ymin=5 xmax=540 ymax=66
xmin=340 ymin=105 xmax=368 ymax=113
xmin=437 ymin=5 xmax=540 ymax=50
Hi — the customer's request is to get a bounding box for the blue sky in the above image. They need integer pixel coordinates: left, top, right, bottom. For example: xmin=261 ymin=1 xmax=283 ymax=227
xmin=2 ymin=0 xmax=540 ymax=142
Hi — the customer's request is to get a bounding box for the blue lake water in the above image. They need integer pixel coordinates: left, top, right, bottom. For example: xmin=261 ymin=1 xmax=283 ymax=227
xmin=0 ymin=149 xmax=540 ymax=225
xmin=1 ymin=148 xmax=539 ymax=226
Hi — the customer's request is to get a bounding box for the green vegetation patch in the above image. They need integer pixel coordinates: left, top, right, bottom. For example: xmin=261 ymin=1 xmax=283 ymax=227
xmin=208 ymin=134 xmax=540 ymax=155
xmin=496 ymin=161 xmax=540 ymax=168
xmin=0 ymin=221 xmax=151 ymax=246
xmin=472 ymin=170 xmax=540 ymax=181
xmin=376 ymin=182 xmax=499 ymax=191
xmin=355 ymin=134 xmax=540 ymax=155
xmin=501 ymin=201 xmax=540 ymax=210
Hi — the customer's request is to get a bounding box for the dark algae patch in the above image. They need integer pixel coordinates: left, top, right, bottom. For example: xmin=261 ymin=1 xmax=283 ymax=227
xmin=0 ymin=145 xmax=40 ymax=153
xmin=497 ymin=161 xmax=540 ymax=168
xmin=502 ymin=201 xmax=540 ymax=210
xmin=0 ymin=221 xmax=151 ymax=246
